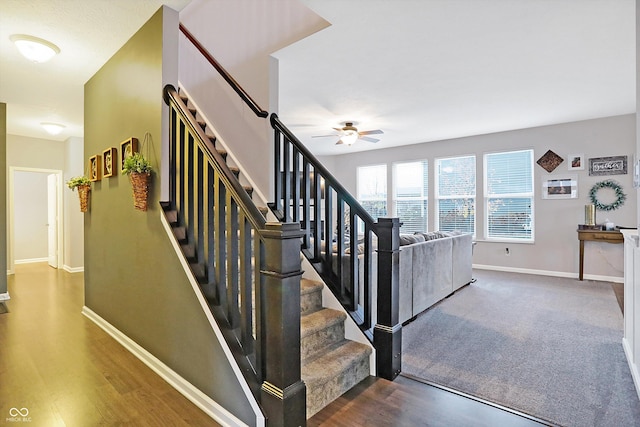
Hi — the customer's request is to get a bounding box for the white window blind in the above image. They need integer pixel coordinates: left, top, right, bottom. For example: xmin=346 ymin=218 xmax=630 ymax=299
xmin=435 ymin=156 xmax=475 ymax=234
xmin=484 ymin=149 xmax=534 ymax=240
xmin=357 ymin=164 xmax=387 ymax=219
xmin=393 ymin=160 xmax=428 ymax=233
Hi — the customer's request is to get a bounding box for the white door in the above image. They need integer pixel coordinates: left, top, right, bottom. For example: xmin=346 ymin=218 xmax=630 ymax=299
xmin=47 ymin=174 xmax=58 ymax=268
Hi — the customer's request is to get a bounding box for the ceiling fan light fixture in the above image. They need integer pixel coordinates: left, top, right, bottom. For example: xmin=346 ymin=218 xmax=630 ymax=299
xmin=41 ymin=122 xmax=66 ymax=135
xmin=342 ymin=130 xmax=359 ymax=145
xmin=10 ymin=34 xmax=60 ymax=63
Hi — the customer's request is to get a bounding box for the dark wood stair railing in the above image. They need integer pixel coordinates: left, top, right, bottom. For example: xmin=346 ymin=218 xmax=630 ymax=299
xmin=179 ymin=23 xmax=268 ymax=119
xmin=163 ymin=85 xmax=305 ymax=427
xmin=269 ymin=113 xmax=402 ymax=381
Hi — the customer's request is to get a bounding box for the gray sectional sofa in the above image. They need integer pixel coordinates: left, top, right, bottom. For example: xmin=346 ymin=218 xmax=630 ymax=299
xmin=397 ymin=231 xmax=473 ymax=323
xmin=334 ymin=230 xmax=473 ymax=325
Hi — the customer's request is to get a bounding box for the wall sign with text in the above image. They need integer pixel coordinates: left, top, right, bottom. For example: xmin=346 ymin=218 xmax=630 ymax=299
xmin=588 ymin=155 xmax=627 ymax=176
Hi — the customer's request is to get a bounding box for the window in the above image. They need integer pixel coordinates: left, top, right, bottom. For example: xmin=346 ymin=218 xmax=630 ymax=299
xmin=357 ymin=164 xmax=387 ymax=219
xmin=435 ymin=156 xmax=476 ymax=234
xmin=484 ymin=149 xmax=534 ymax=240
xmin=393 ymin=160 xmax=428 ymax=233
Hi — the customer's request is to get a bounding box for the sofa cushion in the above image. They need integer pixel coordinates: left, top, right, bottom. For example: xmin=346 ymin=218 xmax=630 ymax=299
xmin=399 ymin=233 xmax=426 ymax=246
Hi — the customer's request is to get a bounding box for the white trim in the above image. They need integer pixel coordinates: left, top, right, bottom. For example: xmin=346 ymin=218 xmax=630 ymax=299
xmin=15 ymin=257 xmax=48 ymax=264
xmin=473 ymin=264 xmax=623 ymax=283
xmin=8 ymin=167 xmax=64 ymax=273
xmin=7 ymin=270 xmax=15 ymax=276
xmin=623 ymin=338 xmax=640 ymax=401
xmin=0 ymin=292 xmax=10 ymax=301
xmin=63 ymin=265 xmax=84 ymax=273
xmin=176 ymin=86 xmax=269 ymax=208
xmin=159 ymin=211 xmax=265 ymax=426
xmin=82 ymin=306 xmax=249 ymax=427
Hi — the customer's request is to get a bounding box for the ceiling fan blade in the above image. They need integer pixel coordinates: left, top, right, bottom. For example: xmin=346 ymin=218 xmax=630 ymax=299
xmin=359 ymin=129 xmax=383 ymax=136
xmin=312 ymin=134 xmax=340 ymax=138
xmin=360 ymin=136 xmax=380 ymax=143
xmin=332 ymin=127 xmax=343 ymax=132
xmin=335 ymin=139 xmax=344 ymax=145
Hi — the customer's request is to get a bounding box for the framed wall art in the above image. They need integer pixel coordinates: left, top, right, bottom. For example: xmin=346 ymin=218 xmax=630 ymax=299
xmin=536 ymin=150 xmax=563 ymax=173
xmin=102 ymin=147 xmax=117 ymax=178
xmin=542 ymin=176 xmax=577 ymax=199
xmin=120 ymin=137 xmax=139 ymax=173
xmin=567 ymin=153 xmax=584 ymax=171
xmin=588 ymin=155 xmax=627 ymax=176
xmin=89 ymin=155 xmax=102 ymax=182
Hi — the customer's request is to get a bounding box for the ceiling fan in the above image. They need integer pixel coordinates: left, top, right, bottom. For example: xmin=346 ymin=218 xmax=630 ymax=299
xmin=312 ymin=122 xmax=383 ymax=145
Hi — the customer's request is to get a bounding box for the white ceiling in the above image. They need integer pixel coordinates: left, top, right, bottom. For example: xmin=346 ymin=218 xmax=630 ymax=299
xmin=0 ymin=0 xmax=191 ymax=142
xmin=1 ymin=0 xmax=635 ymax=157
xmin=275 ymin=0 xmax=636 ymax=155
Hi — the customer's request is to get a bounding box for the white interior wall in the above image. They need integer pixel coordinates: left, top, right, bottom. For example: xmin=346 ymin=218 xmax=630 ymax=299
xmin=178 ymin=0 xmax=329 ymax=200
xmin=322 ymin=114 xmax=637 ymax=280
xmin=64 ymin=136 xmax=84 ymax=271
xmin=13 ymin=171 xmax=48 ymax=262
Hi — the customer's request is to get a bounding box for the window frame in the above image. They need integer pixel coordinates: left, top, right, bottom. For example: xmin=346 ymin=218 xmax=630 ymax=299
xmin=483 ymin=149 xmax=535 ymax=243
xmin=434 ymin=155 xmax=476 ymax=236
xmin=392 ymin=160 xmax=429 ymax=234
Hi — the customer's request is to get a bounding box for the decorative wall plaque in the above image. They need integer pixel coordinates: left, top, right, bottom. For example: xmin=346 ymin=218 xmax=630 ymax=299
xmin=536 ymin=150 xmax=563 ymax=173
xmin=89 ymin=155 xmax=102 ymax=182
xmin=102 ymin=147 xmax=117 ymax=178
xmin=588 ymin=155 xmax=627 ymax=176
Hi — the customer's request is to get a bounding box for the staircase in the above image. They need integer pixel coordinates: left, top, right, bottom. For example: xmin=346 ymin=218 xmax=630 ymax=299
xmin=167 ymin=88 xmax=372 ymax=419
xmin=300 ymin=278 xmax=372 ymax=417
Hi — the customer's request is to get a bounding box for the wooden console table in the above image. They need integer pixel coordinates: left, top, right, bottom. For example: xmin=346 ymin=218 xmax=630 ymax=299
xmin=577 ymin=229 xmax=623 ymax=280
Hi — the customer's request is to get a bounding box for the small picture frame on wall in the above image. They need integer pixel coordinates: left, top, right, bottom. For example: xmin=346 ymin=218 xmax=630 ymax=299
xmin=567 ymin=153 xmax=584 ymax=171
xmin=542 ymin=177 xmax=577 ymax=199
xmin=102 ymin=147 xmax=117 ymax=178
xmin=89 ymin=155 xmax=102 ymax=182
xmin=120 ymin=137 xmax=139 ymax=172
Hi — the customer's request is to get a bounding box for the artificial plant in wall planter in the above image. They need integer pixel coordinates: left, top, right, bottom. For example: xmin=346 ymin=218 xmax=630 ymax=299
xmin=122 ymin=152 xmax=152 ymax=211
xmin=67 ymin=176 xmax=92 ymax=213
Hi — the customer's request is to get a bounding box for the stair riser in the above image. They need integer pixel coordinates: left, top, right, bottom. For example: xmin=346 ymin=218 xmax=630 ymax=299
xmin=301 ymin=321 xmax=344 ymax=360
xmin=300 ymin=288 xmax=322 ymax=316
xmin=305 ymin=354 xmax=370 ymax=418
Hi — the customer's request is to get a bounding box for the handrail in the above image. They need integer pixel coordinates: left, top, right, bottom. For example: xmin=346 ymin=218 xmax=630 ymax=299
xmin=179 ymin=23 xmax=268 ymax=119
xmin=270 ymin=113 xmax=377 ymax=227
xmin=165 ymin=85 xmax=267 ymax=230
xmin=163 ymin=84 xmax=305 ymax=424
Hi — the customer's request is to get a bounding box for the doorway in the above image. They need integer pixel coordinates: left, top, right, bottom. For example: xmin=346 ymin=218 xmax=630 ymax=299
xmin=8 ymin=167 xmax=63 ymax=274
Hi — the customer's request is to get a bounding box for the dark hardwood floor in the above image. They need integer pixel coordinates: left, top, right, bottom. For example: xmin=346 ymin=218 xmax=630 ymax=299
xmin=2 ymin=263 xmax=551 ymax=426
xmin=1 ymin=263 xmax=218 ymax=426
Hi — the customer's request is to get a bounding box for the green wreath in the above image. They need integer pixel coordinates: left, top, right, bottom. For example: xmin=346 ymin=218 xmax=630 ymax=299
xmin=589 ymin=180 xmax=626 ymax=211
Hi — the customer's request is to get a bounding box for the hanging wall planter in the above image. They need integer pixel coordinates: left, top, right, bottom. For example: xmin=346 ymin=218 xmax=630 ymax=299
xmin=122 ymin=152 xmax=153 ymax=211
xmin=67 ymin=176 xmax=92 ymax=212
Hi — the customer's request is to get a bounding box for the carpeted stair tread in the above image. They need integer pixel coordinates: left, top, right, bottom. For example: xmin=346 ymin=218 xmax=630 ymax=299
xmin=301 ymin=278 xmax=323 ymax=295
xmin=301 ymin=308 xmax=345 ymax=338
xmin=302 ymin=340 xmax=371 ymax=385
xmin=302 ymin=339 xmax=372 ymax=417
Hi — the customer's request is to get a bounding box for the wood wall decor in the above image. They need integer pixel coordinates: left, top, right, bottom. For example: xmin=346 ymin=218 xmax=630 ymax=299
xmin=536 ymin=150 xmax=564 ymax=173
xmin=120 ymin=137 xmax=139 ymax=173
xmin=89 ymin=155 xmax=102 ymax=182
xmin=102 ymin=147 xmax=117 ymax=178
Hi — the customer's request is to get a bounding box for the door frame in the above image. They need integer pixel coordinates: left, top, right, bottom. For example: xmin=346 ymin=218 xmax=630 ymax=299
xmin=8 ymin=167 xmax=64 ymax=274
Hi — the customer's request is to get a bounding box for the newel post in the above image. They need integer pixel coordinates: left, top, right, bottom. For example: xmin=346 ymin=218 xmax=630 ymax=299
xmin=260 ymin=222 xmax=306 ymax=426
xmin=374 ymin=217 xmax=402 ymax=380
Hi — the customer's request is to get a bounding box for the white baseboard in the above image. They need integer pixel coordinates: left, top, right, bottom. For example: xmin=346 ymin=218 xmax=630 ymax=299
xmin=63 ymin=265 xmax=84 ymax=273
xmin=81 ymin=306 xmax=248 ymax=427
xmin=15 ymin=257 xmax=48 ymax=264
xmin=0 ymin=292 xmax=10 ymax=301
xmin=472 ymin=264 xmax=623 ymax=283
xmin=623 ymin=338 xmax=640 ymax=401
xmin=7 ymin=270 xmax=14 ymax=276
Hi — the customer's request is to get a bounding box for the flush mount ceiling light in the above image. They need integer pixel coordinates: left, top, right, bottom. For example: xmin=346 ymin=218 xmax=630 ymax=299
xmin=41 ymin=122 xmax=66 ymax=135
xmin=10 ymin=34 xmax=60 ymax=63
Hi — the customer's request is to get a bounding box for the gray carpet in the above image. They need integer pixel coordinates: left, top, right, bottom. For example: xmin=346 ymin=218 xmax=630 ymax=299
xmin=402 ymin=270 xmax=640 ymax=427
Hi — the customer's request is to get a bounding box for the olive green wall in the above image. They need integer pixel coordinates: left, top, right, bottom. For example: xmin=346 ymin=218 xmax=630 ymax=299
xmin=84 ymin=8 xmax=255 ymax=426
xmin=1 ymin=102 xmax=7 ymax=292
